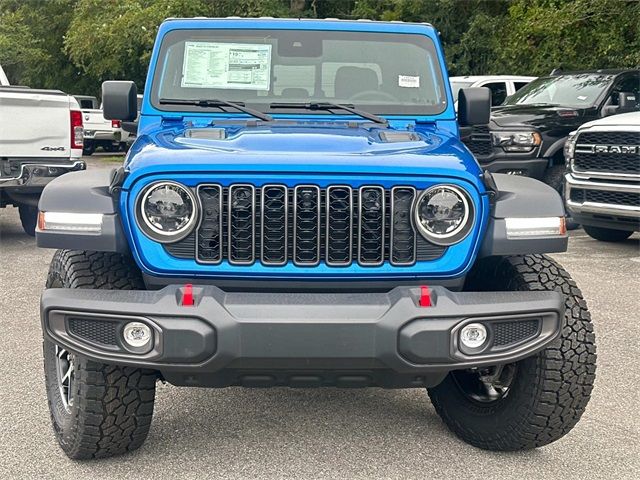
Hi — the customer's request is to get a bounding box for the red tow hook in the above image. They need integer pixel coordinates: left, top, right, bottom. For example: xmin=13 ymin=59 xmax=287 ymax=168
xmin=419 ymin=286 xmax=432 ymax=307
xmin=182 ymin=284 xmax=194 ymax=307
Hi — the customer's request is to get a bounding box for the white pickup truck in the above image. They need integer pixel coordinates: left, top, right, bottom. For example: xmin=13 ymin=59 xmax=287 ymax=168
xmin=565 ymin=110 xmax=640 ymax=242
xmin=81 ymin=103 xmax=129 ymax=155
xmin=0 ymin=64 xmax=86 ymax=235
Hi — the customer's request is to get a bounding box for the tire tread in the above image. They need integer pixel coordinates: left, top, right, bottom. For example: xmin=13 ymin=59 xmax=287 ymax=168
xmin=428 ymin=254 xmax=596 ymax=450
xmin=44 ymin=250 xmax=155 ymax=459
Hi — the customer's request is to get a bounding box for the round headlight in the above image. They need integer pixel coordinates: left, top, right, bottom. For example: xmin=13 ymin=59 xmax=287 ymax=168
xmin=414 ymin=185 xmax=474 ymax=245
xmin=136 ymin=181 xmax=197 ymax=243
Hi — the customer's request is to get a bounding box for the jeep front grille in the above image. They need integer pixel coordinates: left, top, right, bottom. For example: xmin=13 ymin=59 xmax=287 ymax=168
xmin=574 ymin=131 xmax=640 ymax=176
xmin=165 ymin=184 xmax=446 ymax=266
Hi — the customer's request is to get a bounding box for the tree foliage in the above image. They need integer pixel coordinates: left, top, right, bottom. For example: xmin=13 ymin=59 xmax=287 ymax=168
xmin=1 ymin=0 xmax=638 ymax=96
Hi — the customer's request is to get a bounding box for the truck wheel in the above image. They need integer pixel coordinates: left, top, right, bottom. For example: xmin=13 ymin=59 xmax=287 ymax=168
xmin=43 ymin=250 xmax=156 ymax=459
xmin=583 ymin=225 xmax=633 ymax=242
xmin=543 ymin=164 xmax=579 ymax=230
xmin=428 ymin=255 xmax=596 ymax=451
xmin=18 ymin=204 xmax=38 ymax=236
xmin=82 ymin=143 xmax=95 ymax=156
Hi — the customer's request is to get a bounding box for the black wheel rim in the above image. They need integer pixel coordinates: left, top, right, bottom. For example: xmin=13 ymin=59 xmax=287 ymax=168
xmin=54 ymin=345 xmax=75 ymax=412
xmin=451 ymin=363 xmax=517 ymax=404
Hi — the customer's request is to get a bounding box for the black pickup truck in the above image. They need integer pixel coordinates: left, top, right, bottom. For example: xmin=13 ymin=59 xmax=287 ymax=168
xmin=463 ymin=69 xmax=640 ymax=195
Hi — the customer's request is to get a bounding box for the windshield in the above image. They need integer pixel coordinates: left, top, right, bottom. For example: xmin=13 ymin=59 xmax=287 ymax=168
xmin=450 ymin=81 xmax=473 ymax=101
xmin=503 ymin=74 xmax=613 ymax=108
xmin=150 ymin=29 xmax=447 ymax=116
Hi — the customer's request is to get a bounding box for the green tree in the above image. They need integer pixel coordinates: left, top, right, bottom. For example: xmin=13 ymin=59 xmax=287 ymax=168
xmin=495 ymin=0 xmax=640 ymax=75
xmin=1 ymin=0 xmax=639 ymax=96
xmin=0 ymin=0 xmax=96 ymax=92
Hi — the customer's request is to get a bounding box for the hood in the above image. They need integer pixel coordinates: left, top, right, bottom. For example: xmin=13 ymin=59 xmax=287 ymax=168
xmin=490 ymin=104 xmax=588 ymax=131
xmin=123 ymin=121 xmax=484 ymax=189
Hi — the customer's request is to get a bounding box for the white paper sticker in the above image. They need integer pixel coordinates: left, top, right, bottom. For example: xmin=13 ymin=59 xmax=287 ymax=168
xmin=576 ymin=95 xmax=587 ymax=101
xmin=398 ymin=75 xmax=420 ymax=88
xmin=181 ymin=42 xmax=272 ymax=90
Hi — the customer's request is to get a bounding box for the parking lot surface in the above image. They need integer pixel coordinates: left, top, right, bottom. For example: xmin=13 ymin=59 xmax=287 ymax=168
xmin=0 ymin=156 xmax=638 ymax=479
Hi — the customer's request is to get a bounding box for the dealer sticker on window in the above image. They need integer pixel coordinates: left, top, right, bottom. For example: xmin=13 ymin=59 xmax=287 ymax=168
xmin=181 ymin=42 xmax=272 ymax=90
xmin=398 ymin=75 xmax=420 ymax=88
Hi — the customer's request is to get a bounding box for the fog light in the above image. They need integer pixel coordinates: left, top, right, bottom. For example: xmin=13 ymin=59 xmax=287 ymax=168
xmin=122 ymin=322 xmax=152 ymax=348
xmin=460 ymin=323 xmax=487 ymax=349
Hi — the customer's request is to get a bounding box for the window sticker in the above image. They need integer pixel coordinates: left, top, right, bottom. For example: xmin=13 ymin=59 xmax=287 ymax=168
xmin=398 ymin=75 xmax=420 ymax=88
xmin=181 ymin=42 xmax=272 ymax=90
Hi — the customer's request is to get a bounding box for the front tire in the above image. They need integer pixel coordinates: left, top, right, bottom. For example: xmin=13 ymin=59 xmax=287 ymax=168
xmin=428 ymin=255 xmax=596 ymax=451
xmin=583 ymin=225 xmax=633 ymax=242
xmin=43 ymin=250 xmax=157 ymax=459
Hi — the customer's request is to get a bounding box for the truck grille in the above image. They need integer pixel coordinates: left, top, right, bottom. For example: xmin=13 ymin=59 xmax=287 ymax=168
xmin=462 ymin=125 xmax=493 ymax=159
xmin=165 ymin=184 xmax=446 ymax=266
xmin=574 ymin=131 xmax=640 ymax=175
xmin=570 ymin=188 xmax=640 ymax=207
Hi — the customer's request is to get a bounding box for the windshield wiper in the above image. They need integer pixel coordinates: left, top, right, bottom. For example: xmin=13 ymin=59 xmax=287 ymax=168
xmin=269 ymin=101 xmax=388 ymax=125
xmin=159 ymin=98 xmax=272 ymax=122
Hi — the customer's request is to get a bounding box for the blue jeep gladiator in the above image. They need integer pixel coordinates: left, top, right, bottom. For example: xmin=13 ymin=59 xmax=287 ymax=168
xmin=36 ymin=18 xmax=596 ymax=459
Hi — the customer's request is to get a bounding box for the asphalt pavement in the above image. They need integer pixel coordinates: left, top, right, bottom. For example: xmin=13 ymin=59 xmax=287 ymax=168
xmin=0 ymin=154 xmax=638 ymax=479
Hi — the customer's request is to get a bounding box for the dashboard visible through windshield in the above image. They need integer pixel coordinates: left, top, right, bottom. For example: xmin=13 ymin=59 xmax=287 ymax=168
xmin=150 ymin=29 xmax=448 ymax=116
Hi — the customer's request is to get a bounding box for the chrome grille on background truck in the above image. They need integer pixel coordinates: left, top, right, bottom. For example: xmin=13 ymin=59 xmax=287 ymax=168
xmin=164 ymin=184 xmax=446 ymax=266
xmin=574 ymin=131 xmax=640 ymax=175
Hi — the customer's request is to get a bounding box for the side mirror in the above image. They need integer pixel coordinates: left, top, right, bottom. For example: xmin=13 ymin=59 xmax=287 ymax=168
xmin=617 ymin=91 xmax=637 ymax=113
xmin=102 ymin=81 xmax=137 ymax=121
xmin=458 ymin=87 xmax=491 ymax=126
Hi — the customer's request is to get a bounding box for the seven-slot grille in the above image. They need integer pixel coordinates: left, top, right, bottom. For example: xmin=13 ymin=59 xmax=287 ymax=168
xmin=574 ymin=131 xmax=640 ymax=175
xmin=165 ymin=184 xmax=446 ymax=266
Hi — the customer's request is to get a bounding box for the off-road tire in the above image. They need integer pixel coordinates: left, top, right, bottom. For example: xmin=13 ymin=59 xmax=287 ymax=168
xmin=43 ymin=250 xmax=156 ymax=459
xmin=583 ymin=225 xmax=633 ymax=243
xmin=19 ymin=204 xmax=38 ymax=236
xmin=428 ymin=255 xmax=596 ymax=451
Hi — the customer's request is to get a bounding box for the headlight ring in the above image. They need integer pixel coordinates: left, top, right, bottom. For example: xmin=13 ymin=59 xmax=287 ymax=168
xmin=136 ymin=181 xmax=198 ymax=243
xmin=413 ymin=184 xmax=475 ymax=246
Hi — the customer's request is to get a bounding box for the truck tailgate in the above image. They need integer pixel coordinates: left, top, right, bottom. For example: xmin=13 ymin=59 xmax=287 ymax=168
xmin=0 ymin=88 xmax=74 ymax=159
xmin=83 ymin=109 xmax=112 ymax=130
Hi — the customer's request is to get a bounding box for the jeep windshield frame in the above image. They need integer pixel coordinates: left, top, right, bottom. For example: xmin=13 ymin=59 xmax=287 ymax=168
xmin=149 ymin=28 xmax=448 ymax=116
xmin=502 ymin=73 xmax=615 ymax=109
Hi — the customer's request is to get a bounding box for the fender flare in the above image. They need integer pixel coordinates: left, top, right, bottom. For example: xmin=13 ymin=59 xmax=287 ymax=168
xmin=479 ymin=173 xmax=568 ymax=257
xmin=36 ymin=169 xmax=130 ymax=253
xmin=541 ymin=136 xmax=567 ymax=162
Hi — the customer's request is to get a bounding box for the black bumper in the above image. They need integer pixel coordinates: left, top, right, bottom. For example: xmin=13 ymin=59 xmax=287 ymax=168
xmin=41 ymin=285 xmax=563 ymax=388
xmin=0 ymin=160 xmax=86 ymax=190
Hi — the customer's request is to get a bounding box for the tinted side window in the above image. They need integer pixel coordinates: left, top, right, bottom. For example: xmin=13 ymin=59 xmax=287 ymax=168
xmin=483 ymin=82 xmax=508 ymax=106
xmin=610 ymin=74 xmax=640 ymax=106
xmin=514 ymin=82 xmax=529 ymax=91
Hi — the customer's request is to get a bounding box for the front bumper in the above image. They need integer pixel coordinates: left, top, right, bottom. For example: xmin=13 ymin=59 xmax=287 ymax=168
xmin=0 ymin=160 xmax=86 ymax=189
xmin=41 ymin=285 xmax=563 ymax=388
xmin=565 ymin=174 xmax=640 ymax=231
